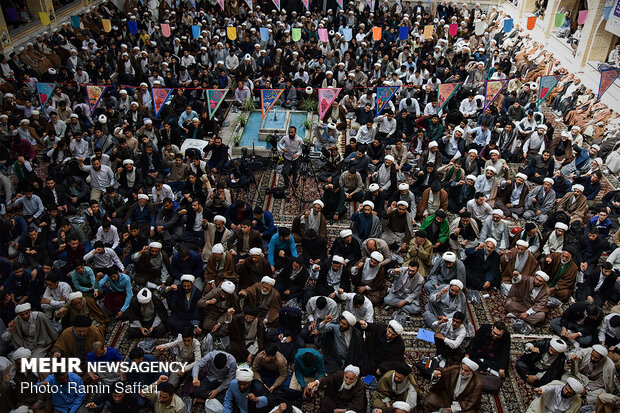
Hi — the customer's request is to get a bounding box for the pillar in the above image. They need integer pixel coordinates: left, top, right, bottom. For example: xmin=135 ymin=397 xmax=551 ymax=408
xmin=0 ymin=10 xmax=11 ymax=51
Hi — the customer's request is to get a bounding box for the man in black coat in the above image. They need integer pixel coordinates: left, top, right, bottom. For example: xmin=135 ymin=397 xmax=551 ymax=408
xmin=124 ymin=287 xmax=169 ymax=339
xmin=466 ymin=321 xmax=511 ymax=378
xmin=274 ymin=257 xmax=309 ymax=303
xmin=576 ymin=262 xmax=620 ymax=307
xmin=329 ymin=229 xmax=362 ymax=267
xmin=318 ymin=312 xmax=367 ymax=374
xmin=464 ymin=238 xmax=500 ymax=291
xmin=515 ymin=337 xmax=568 ymax=387
xmin=575 ymin=228 xmax=607 ymax=267
xmin=164 ymin=274 xmax=202 ymax=335
xmin=312 ymin=255 xmax=352 ymax=300
xmin=550 ymin=301 xmax=603 ymax=347
xmin=361 ymin=320 xmax=405 ymax=377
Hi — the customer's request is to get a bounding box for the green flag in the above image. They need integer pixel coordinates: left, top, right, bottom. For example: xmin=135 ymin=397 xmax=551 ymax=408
xmin=554 ymin=13 xmax=565 ymax=27
xmin=292 ymin=27 xmax=301 ymax=42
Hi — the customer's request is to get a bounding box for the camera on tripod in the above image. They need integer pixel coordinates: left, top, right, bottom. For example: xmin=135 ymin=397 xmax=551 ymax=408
xmin=301 ymin=142 xmax=312 ymax=157
xmin=267 ymin=133 xmax=279 ymax=149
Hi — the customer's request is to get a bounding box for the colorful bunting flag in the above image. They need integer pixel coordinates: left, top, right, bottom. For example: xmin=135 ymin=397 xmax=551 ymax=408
xmin=318 ymin=28 xmax=328 ymax=42
xmin=527 ymin=16 xmax=537 ymax=30
xmin=484 ymin=80 xmax=509 ymax=110
xmin=598 ymin=68 xmax=620 ymax=101
xmin=537 ymin=74 xmax=562 ymax=109
xmin=373 ymin=27 xmax=382 ymax=41
xmin=217 ymin=0 xmax=224 ymax=11
xmin=260 ymin=27 xmax=269 ymax=41
xmin=437 ymin=83 xmax=461 ymax=114
xmin=399 ymin=26 xmax=409 ymax=40
xmin=70 ymin=16 xmax=81 ymax=29
xmin=301 ymin=0 xmax=310 ymax=11
xmin=189 ymin=0 xmax=196 ymax=8
xmin=86 ymin=85 xmax=106 ymax=115
xmin=227 ymin=27 xmax=237 ymax=40
xmin=191 ymin=25 xmax=200 ymax=39
xmin=245 ymin=0 xmax=252 ymax=10
xmin=376 ymin=86 xmax=399 ymax=116
xmin=448 ymin=23 xmax=458 ymax=36
xmin=102 ymin=19 xmax=111 ymax=32
xmin=152 ymin=88 xmax=173 ymax=118
xmin=128 ymin=20 xmax=138 ymax=34
xmin=261 ymin=89 xmax=284 ymax=119
xmin=474 ymin=20 xmax=485 ymax=35
xmin=342 ymin=28 xmax=352 ymax=41
xmin=503 ymin=18 xmax=513 ymax=32
xmin=36 ymin=82 xmax=56 ymax=106
xmin=554 ymin=13 xmax=565 ymax=27
xmin=207 ymin=89 xmax=229 ymax=120
xmin=272 ymin=0 xmax=280 ymax=10
xmin=604 ymin=6 xmax=612 ymax=20
xmin=318 ymin=88 xmax=342 ymax=120
xmin=423 ymin=25 xmax=434 ymax=39
xmin=336 ymin=0 xmax=343 ymax=8
xmin=39 ymin=12 xmax=50 ymax=26
xmin=161 ymin=23 xmax=171 ymax=37
xmin=578 ymin=10 xmax=589 ymax=24
xmin=165 ymin=0 xmax=172 ymax=7
xmin=292 ymin=28 xmax=302 ymax=42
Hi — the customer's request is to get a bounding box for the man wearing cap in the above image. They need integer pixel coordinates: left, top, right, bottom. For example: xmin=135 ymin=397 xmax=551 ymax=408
xmin=198 ymin=280 xmax=239 ymax=334
xmin=124 ymin=287 xmax=168 ymax=339
xmin=330 ymin=229 xmax=362 ymax=267
xmin=306 ymin=365 xmax=366 ymax=412
xmin=292 ymin=200 xmax=328 ymax=243
xmin=2 ymin=302 xmax=57 ymax=358
xmin=239 ymin=276 xmax=282 ymax=327
xmin=373 ymin=363 xmax=421 ymax=411
xmin=576 ymin=262 xmax=620 ymax=307
xmin=318 ymin=312 xmax=366 ymax=374
xmin=542 ymin=248 xmax=579 ymax=300
xmin=351 ymin=201 xmax=382 ymax=242
xmin=424 ymin=357 xmax=482 ymax=412
xmin=523 ymin=177 xmax=557 ymax=224
xmin=541 ymin=222 xmax=570 ymax=256
xmin=116 ymin=159 xmax=146 ymax=199
xmin=362 ymin=319 xmax=407 ymax=377
xmin=204 ymin=243 xmax=236 ymax=289
xmin=528 ymin=377 xmax=584 ymax=412
xmin=464 ymin=237 xmax=501 ymax=291
xmin=425 ymin=251 xmax=466 ymax=294
xmin=552 ymin=183 xmax=588 ymax=224
xmin=220 ymin=366 xmax=269 ymax=413
xmin=57 ymin=291 xmax=109 ymax=335
xmin=313 ymin=255 xmax=353 ymax=300
xmin=424 ymin=279 xmax=467 ymax=327
xmin=466 ymin=321 xmax=511 ymax=379
xmin=236 ymin=247 xmax=273 ymax=290
xmin=132 ymin=241 xmax=172 ymax=287
xmin=500 ymin=238 xmax=539 ymax=293
xmin=478 ymin=208 xmax=510 ymax=251
xmin=474 ymin=166 xmax=498 ymax=200
xmin=565 ymin=344 xmax=616 ymax=405
xmin=203 ymin=215 xmax=233 ymax=261
xmin=351 ymin=250 xmax=387 ymax=305
xmin=505 ymin=269 xmax=551 ymax=325
xmin=495 ymin=172 xmax=529 ymax=218
xmin=516 ymin=337 xmax=568 ymax=387
xmin=164 ymin=275 xmax=202 ymax=335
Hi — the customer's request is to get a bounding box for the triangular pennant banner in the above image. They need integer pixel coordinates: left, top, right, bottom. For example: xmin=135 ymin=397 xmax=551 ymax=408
xmin=484 ymin=80 xmax=509 ymax=110
xmin=301 ymin=0 xmax=310 ymax=11
xmin=423 ymin=25 xmax=434 ymax=39
xmin=36 ymin=82 xmax=56 ymax=106
xmin=39 ymin=12 xmax=50 ymax=26
xmin=537 ymin=74 xmax=562 ymax=109
xmin=102 ymin=18 xmax=111 ymax=32
xmin=245 ymin=0 xmax=252 ymax=10
xmin=376 ymin=86 xmax=399 ymax=116
xmin=554 ymin=13 xmax=565 ymax=27
xmin=152 ymin=88 xmax=173 ymax=118
xmin=598 ymin=68 xmax=620 ymax=101
xmin=373 ymin=27 xmax=382 ymax=41
xmin=527 ymin=16 xmax=537 ymax=30
xmin=578 ymin=10 xmax=589 ymax=24
xmin=399 ymin=26 xmax=409 ymax=40
xmin=260 ymin=27 xmax=269 ymax=41
xmin=207 ymin=89 xmax=229 ymax=120
xmin=71 ymin=16 xmax=81 ymax=29
xmin=272 ymin=0 xmax=280 ymax=10
xmin=336 ymin=0 xmax=343 ymax=8
xmin=503 ymin=18 xmax=513 ymax=32
xmin=318 ymin=88 xmax=342 ymax=120
xmin=161 ymin=23 xmax=171 ymax=37
xmin=292 ymin=28 xmax=302 ymax=42
xmin=448 ymin=23 xmax=458 ymax=36
xmin=474 ymin=20 xmax=485 ymax=35
xmin=227 ymin=27 xmax=237 ymax=40
xmin=318 ymin=28 xmax=328 ymax=42
xmin=189 ymin=0 xmax=196 ymax=8
xmin=217 ymin=0 xmax=224 ymax=10
xmin=165 ymin=0 xmax=172 ymax=6
xmin=437 ymin=82 xmax=461 ymax=114
xmin=191 ymin=25 xmax=200 ymax=39
xmin=86 ymin=85 xmax=106 ymax=115
xmin=261 ymin=89 xmax=284 ymax=119
xmin=342 ymin=28 xmax=352 ymax=41
xmin=128 ymin=20 xmax=138 ymax=34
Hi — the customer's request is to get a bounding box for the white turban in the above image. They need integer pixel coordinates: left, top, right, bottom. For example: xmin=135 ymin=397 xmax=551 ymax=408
xmin=212 ymin=243 xmax=224 ymax=254
xmin=543 ymin=177 xmax=554 ymax=184
xmin=15 ymin=303 xmax=31 ymax=314
xmin=137 ymin=288 xmax=152 ymax=304
xmin=123 ymin=159 xmax=134 ymax=165
xmin=492 ymin=209 xmax=504 ymax=217
xmin=485 ymin=238 xmax=497 ymax=246
xmin=428 ymin=141 xmax=439 ymax=149
xmin=340 ymin=229 xmax=353 ymax=238
xmin=11 ymin=347 xmax=31 ymax=360
xmin=341 ymin=310 xmax=357 ymax=326
xmin=572 ymin=184 xmax=584 ymax=193
xmin=450 ymin=279 xmax=464 ymax=290
xmin=236 ymin=367 xmax=254 ymax=382
xmin=442 ymin=252 xmax=457 ymax=262
xmin=516 ymin=240 xmax=529 ymax=248
xmin=398 ymin=183 xmax=409 ymax=191
xmin=68 ymin=292 xmax=83 ymax=301
xmin=384 ymin=155 xmax=395 ymax=162
xmin=249 ymin=248 xmax=262 ymax=256
xmin=468 ymin=149 xmax=478 ymax=155
xmin=370 ymin=251 xmax=384 ymax=262
xmin=138 ymin=194 xmax=149 ymax=200
xmin=221 ymin=281 xmax=235 ymax=294
xmin=485 ymin=166 xmax=496 ymax=173
xmin=261 ymin=276 xmax=275 ymax=286
xmin=332 ymin=255 xmax=345 ymax=264
xmin=593 ymin=344 xmax=609 ymax=357
xmin=391 ymin=401 xmax=411 ymax=412
xmin=566 ymin=377 xmax=584 ymax=394
xmin=213 ymin=215 xmax=227 ymax=223
xmin=362 ymin=200 xmax=375 ymax=209
xmin=149 ymin=241 xmax=162 ymax=249
xmin=388 ymin=320 xmax=404 ymax=335
xmin=550 ymin=337 xmax=567 ymax=353
xmin=466 ymin=174 xmax=476 ymax=181
xmin=516 ymin=172 xmax=528 ymax=180
xmin=555 ymin=222 xmax=568 ymax=231
xmin=344 ymin=364 xmax=360 ymax=376
xmin=462 ymin=357 xmax=479 ymax=371
xmin=369 ymin=183 xmax=380 ymax=192
xmin=313 ymin=200 xmax=324 ymax=208
xmin=537 ymin=124 xmax=548 ymax=131
xmin=180 ymin=274 xmax=195 ymax=283
xmin=489 ymin=149 xmax=499 ymax=155
xmin=396 ymin=201 xmax=408 ymax=208
xmin=535 ymin=270 xmax=549 ymax=282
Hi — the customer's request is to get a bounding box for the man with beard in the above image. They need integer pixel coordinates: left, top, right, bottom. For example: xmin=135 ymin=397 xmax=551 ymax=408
xmin=275 ymin=257 xmax=309 ymax=303
xmin=292 ymin=200 xmax=328 ymax=243
xmin=204 ymin=243 xmax=236 ymax=291
xmin=466 ymin=321 xmax=511 ymax=379
xmin=499 ymin=240 xmax=540 ymax=296
xmin=465 ymin=238 xmax=501 ymax=291
xmin=448 ymin=211 xmax=480 ymax=253
xmin=236 ymin=248 xmax=273 ymax=290
xmin=227 ymin=307 xmax=266 ymax=364
xmin=416 ymin=181 xmax=449 ymax=221
xmin=381 ymin=201 xmax=415 ymax=252
xmin=505 ymin=270 xmax=551 ymax=326
xmin=57 ymin=291 xmax=109 ymax=335
xmin=203 ymin=215 xmax=233 ymax=261
xmin=227 ymin=220 xmax=263 ymax=262
xmin=330 ymin=229 xmax=362 ymax=267
xmin=527 ymin=377 xmax=584 ymax=413
xmin=564 ymin=344 xmax=616 ymax=405
xmin=510 ymin=223 xmax=542 ymax=255
xmin=11 ymin=348 xmax=43 ymax=409
xmin=239 ymin=276 xmax=283 ymax=327
xmin=525 ymin=150 xmax=554 ymax=184
xmin=362 ymin=320 xmax=406 ymax=377
xmin=361 ymin=238 xmax=392 ymax=268
xmin=384 ymin=261 xmax=424 ymax=315
xmin=419 ymin=210 xmax=450 ymax=252
xmin=541 ymin=248 xmax=579 ymax=300
xmin=478 ymin=209 xmax=509 ymax=251
xmin=198 ymin=280 xmax=239 ymax=334
xmin=132 ymin=241 xmax=172 ymax=287
xmin=523 ymin=177 xmax=557 ymax=224
xmin=78 ymin=157 xmax=115 ymax=201
xmin=221 ymin=366 xmax=270 ymax=413
xmin=372 ymin=363 xmax=421 ymax=411
xmin=124 ymin=194 xmax=156 ymax=237
xmin=432 ymin=311 xmax=467 ymax=362
xmin=424 ymin=252 xmax=466 ymax=294
xmin=372 ymin=155 xmax=398 ymax=198
xmin=423 ymin=357 xmax=483 ymax=413
xmin=350 ymin=251 xmax=387 ymax=305
xmin=516 ymin=337 xmax=568 ymax=387
xmin=550 ymin=302 xmax=603 ymax=347
xmin=541 ymin=222 xmax=569 ymax=256
xmin=552 ymin=184 xmax=588 ymax=225
xmin=495 ymin=172 xmax=529 ymax=218
xmin=191 ymin=350 xmax=237 ymax=406
xmin=2 ymin=302 xmax=57 ymax=357
xmin=306 ymin=365 xmax=367 ymax=413
xmin=51 ymin=316 xmax=104 ymax=369
xmin=403 ymin=231 xmax=433 ymax=276
xmin=297 ymin=296 xmax=340 ymax=346
xmin=164 ymin=274 xmax=202 ymax=335
xmin=318 ymin=312 xmax=367 ymax=374
xmin=155 ymin=198 xmax=183 ymax=251
xmin=124 ymin=288 xmax=168 ymax=339
xmin=423 ymin=280 xmax=467 ymax=327
xmin=576 ymin=262 xmax=620 ymax=307
xmin=351 ymin=201 xmax=382 ymax=241
xmin=474 ymin=166 xmax=498 ymax=199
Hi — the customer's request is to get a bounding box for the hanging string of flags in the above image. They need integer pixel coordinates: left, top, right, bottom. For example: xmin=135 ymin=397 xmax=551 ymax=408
xmin=36 ymin=83 xmax=56 ymax=106
xmin=484 ymin=80 xmax=509 ymax=111
xmin=86 ymin=85 xmax=106 ymax=115
xmin=318 ymin=88 xmax=342 ymax=119
xmin=598 ymin=68 xmax=620 ymax=101
xmin=261 ymin=89 xmax=283 ymax=119
xmin=537 ymin=74 xmax=562 ymax=110
xmin=437 ymin=83 xmax=461 ymax=114
xmin=152 ymin=87 xmax=174 ymax=118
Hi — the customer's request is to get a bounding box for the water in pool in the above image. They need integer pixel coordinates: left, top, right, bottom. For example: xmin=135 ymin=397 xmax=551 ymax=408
xmin=240 ymin=110 xmax=307 ymax=148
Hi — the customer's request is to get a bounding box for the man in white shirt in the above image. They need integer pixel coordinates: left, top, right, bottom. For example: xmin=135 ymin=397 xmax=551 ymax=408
xmin=376 ymin=111 xmax=397 ymax=143
xmin=337 ymin=289 xmax=374 ymax=323
xmin=459 ymin=94 xmax=478 ymax=119
xmin=433 ymin=311 xmax=467 ymax=362
xmin=355 ymin=120 xmax=377 ymax=148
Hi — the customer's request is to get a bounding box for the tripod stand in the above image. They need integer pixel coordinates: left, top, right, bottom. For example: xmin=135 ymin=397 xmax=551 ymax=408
xmin=292 ymin=150 xmax=322 ymax=212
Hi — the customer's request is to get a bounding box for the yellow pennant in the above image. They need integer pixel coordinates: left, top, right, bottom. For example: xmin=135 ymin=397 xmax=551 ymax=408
xmin=102 ymin=19 xmax=111 ymax=33
xmin=39 ymin=12 xmax=50 ymax=26
xmin=227 ymin=26 xmax=237 ymax=40
xmin=423 ymin=24 xmax=434 ymax=39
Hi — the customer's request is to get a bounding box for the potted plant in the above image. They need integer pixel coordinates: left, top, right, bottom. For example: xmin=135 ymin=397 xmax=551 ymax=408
xmin=232 ymin=133 xmax=242 ymax=146
xmin=303 ymin=116 xmax=313 ymax=131
xmin=238 ymin=114 xmax=248 ymax=127
xmin=244 ymin=98 xmax=256 ymax=111
xmin=300 ymin=97 xmax=317 ymax=112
